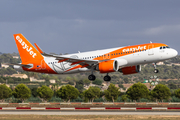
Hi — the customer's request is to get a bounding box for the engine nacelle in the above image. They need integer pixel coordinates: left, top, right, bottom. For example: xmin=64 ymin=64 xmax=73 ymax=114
xmin=96 ymin=60 xmax=118 ymax=73
xmin=119 ymin=65 xmax=141 ymax=75
xmin=13 ymin=65 xmax=23 ymax=70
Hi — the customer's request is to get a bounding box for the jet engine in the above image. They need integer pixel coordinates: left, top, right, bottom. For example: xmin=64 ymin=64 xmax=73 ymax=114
xmin=96 ymin=60 xmax=118 ymax=73
xmin=119 ymin=65 xmax=141 ymax=75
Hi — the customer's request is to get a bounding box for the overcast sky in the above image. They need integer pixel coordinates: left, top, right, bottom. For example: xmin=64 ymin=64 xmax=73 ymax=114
xmin=0 ymin=0 xmax=180 ymax=54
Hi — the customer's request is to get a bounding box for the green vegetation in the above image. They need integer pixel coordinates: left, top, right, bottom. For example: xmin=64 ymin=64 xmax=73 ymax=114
xmin=0 ymin=82 xmax=179 ymax=103
xmin=92 ymin=79 xmax=103 ymax=85
xmin=150 ymin=84 xmax=171 ymax=102
xmin=121 ymin=95 xmax=128 ymax=102
xmin=31 ymin=87 xmax=38 ymax=97
xmin=0 ymin=76 xmax=30 ymax=84
xmin=0 ymin=54 xmax=20 ymax=64
xmin=0 ymin=84 xmax=12 ymax=102
xmin=0 ymin=67 xmax=17 ymax=75
xmin=104 ymin=83 xmax=120 ymax=102
xmin=75 ymin=80 xmax=84 ymax=92
xmin=83 ymin=86 xmax=101 ymax=102
xmin=37 ymin=85 xmax=54 ymax=102
xmin=126 ymin=82 xmax=149 ymax=102
xmin=57 ymin=84 xmax=79 ymax=102
xmin=83 ymin=79 xmax=91 ymax=86
xmin=174 ymin=88 xmax=180 ymax=99
xmin=1 ymin=53 xmax=180 ymax=103
xmin=118 ymin=84 xmax=126 ymax=90
xmin=123 ymin=77 xmax=129 ymax=84
xmin=2 ymin=53 xmax=180 ymax=86
xmin=13 ymin=83 xmax=31 ymax=103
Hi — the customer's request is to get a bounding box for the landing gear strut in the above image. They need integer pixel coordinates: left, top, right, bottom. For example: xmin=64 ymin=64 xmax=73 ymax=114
xmin=103 ymin=74 xmax=111 ymax=81
xmin=153 ymin=63 xmax=159 ymax=73
xmin=88 ymin=68 xmax=96 ymax=81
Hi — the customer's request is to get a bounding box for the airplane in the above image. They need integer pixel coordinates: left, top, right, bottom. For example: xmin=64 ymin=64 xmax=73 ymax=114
xmin=10 ymin=33 xmax=178 ymax=81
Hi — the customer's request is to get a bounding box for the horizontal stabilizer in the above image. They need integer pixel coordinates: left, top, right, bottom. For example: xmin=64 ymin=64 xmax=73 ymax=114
xmin=4 ymin=63 xmax=32 ymax=68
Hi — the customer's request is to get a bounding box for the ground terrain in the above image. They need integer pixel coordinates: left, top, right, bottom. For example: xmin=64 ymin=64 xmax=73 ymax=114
xmin=0 ymin=115 xmax=180 ymax=120
xmin=0 ymin=103 xmax=180 ymax=108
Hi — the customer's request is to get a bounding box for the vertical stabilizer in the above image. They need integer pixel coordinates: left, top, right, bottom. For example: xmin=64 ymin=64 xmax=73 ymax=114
xmin=13 ymin=33 xmax=43 ymax=63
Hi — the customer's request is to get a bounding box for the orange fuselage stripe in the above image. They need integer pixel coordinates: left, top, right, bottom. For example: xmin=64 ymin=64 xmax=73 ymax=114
xmin=65 ymin=43 xmax=166 ymax=72
xmin=71 ymin=61 xmax=84 ymax=65
xmin=58 ymin=58 xmax=69 ymax=63
xmin=93 ymin=43 xmax=166 ymax=61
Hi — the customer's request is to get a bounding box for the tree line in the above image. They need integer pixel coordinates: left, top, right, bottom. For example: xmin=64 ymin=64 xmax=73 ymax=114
xmin=1 ymin=82 xmax=180 ymax=103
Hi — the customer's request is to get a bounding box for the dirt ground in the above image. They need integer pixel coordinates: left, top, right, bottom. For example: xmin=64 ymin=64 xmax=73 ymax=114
xmin=0 ymin=104 xmax=180 ymax=108
xmin=0 ymin=115 xmax=180 ymax=120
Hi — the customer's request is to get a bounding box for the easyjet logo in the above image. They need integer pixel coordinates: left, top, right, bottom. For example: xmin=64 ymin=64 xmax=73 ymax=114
xmin=123 ymin=46 xmax=147 ymax=52
xmin=16 ymin=36 xmax=37 ymax=58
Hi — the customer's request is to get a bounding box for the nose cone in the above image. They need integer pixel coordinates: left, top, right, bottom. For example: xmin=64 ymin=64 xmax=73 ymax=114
xmin=172 ymin=49 xmax=178 ymax=57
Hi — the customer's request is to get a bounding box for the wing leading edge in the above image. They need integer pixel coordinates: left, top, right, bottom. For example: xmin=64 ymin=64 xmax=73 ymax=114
xmin=42 ymin=52 xmax=99 ymax=67
xmin=34 ymin=43 xmax=99 ymax=67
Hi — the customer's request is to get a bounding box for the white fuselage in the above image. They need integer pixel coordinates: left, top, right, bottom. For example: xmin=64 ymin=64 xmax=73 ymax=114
xmin=44 ymin=46 xmax=178 ymax=74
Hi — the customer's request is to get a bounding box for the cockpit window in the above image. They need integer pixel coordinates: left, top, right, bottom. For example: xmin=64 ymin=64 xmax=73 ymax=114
xmin=160 ymin=46 xmax=170 ymax=49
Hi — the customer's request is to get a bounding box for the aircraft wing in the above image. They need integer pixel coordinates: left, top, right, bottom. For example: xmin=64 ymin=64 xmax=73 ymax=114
xmin=35 ymin=43 xmax=99 ymax=68
xmin=42 ymin=53 xmax=99 ymax=67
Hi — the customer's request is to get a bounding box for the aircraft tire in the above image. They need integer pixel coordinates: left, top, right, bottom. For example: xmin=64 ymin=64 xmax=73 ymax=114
xmin=104 ymin=75 xmax=111 ymax=81
xmin=154 ymin=69 xmax=159 ymax=73
xmin=88 ymin=74 xmax=96 ymax=81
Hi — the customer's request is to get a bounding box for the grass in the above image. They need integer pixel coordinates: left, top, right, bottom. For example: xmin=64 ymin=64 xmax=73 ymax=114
xmin=0 ymin=115 xmax=180 ymax=120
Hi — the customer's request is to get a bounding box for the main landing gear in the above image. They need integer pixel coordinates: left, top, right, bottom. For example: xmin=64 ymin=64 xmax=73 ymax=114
xmin=88 ymin=68 xmax=96 ymax=81
xmin=88 ymin=74 xmax=96 ymax=81
xmin=103 ymin=74 xmax=111 ymax=81
xmin=88 ymin=73 xmax=111 ymax=81
xmin=153 ymin=63 xmax=159 ymax=73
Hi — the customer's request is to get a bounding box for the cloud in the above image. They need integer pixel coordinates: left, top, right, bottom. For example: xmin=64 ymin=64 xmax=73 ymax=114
xmin=143 ymin=25 xmax=180 ymax=36
xmin=125 ymin=24 xmax=180 ymax=38
xmin=1 ymin=1 xmax=180 ymax=54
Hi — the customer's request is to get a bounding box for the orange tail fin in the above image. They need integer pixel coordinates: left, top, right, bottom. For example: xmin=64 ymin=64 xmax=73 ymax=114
xmin=13 ymin=33 xmax=43 ymax=64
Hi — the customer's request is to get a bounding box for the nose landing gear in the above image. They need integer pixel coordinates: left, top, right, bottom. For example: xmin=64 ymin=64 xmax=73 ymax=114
xmin=153 ymin=63 xmax=159 ymax=73
xmin=154 ymin=69 xmax=159 ymax=73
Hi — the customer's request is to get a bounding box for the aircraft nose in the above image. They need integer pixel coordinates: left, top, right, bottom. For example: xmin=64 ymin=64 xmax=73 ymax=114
xmin=172 ymin=49 xmax=178 ymax=57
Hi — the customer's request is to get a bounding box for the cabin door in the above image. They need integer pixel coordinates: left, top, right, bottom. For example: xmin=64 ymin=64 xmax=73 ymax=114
xmin=148 ymin=44 xmax=154 ymax=55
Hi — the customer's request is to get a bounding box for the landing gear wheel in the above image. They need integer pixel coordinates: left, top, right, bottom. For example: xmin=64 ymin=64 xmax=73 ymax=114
xmin=154 ymin=69 xmax=159 ymax=73
xmin=104 ymin=75 xmax=111 ymax=81
xmin=88 ymin=74 xmax=96 ymax=81
xmin=153 ymin=63 xmax=159 ymax=73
